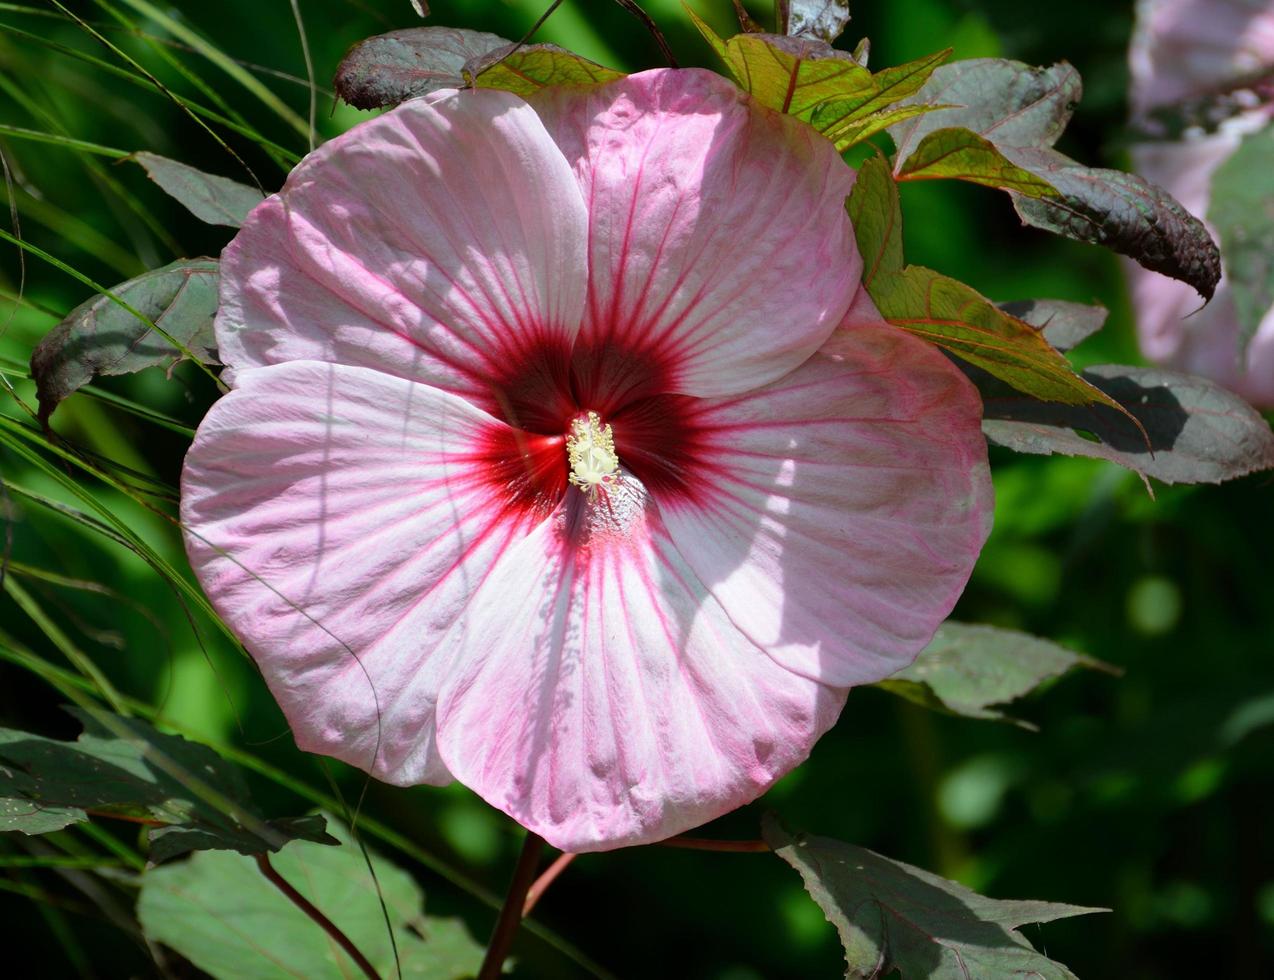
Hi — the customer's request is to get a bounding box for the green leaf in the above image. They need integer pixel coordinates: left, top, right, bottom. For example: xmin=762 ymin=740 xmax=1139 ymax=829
xmin=811 ymin=49 xmax=951 ymax=149
xmin=130 ymin=152 xmax=264 ymax=228
xmin=1208 ymin=121 xmax=1274 ymax=345
xmin=890 ymin=58 xmax=1082 ymax=162
xmin=779 ymin=0 xmax=853 ymax=43
xmin=764 ymin=814 xmax=1104 ymax=980
xmin=0 ymin=707 xmax=337 ymax=860
xmin=979 ymin=363 xmax=1274 ymax=484
xmin=897 ymin=127 xmax=1061 ymax=198
xmin=878 ymin=623 xmax=1114 ymax=728
xmin=333 ymin=26 xmax=511 ymax=109
xmin=138 ymin=817 xmax=484 ymax=980
xmin=29 ymin=258 xmax=220 ymax=425
xmin=846 ymin=155 xmax=902 ymax=287
xmin=687 ymin=9 xmax=872 ymax=116
xmin=1010 ymin=148 xmax=1221 ymax=301
xmin=467 ymin=43 xmax=625 ymax=97
xmin=870 ymin=266 xmax=1123 ymax=407
xmin=997 ymin=299 xmax=1107 ymax=352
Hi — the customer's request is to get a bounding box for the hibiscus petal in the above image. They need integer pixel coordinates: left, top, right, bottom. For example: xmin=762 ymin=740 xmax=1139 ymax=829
xmin=181 ymin=360 xmax=559 ymax=784
xmin=434 ymin=483 xmax=846 ymax=852
xmin=532 ymin=68 xmax=861 ymax=398
xmin=654 ymin=323 xmax=994 ymax=687
xmin=217 ymin=89 xmax=589 ymax=408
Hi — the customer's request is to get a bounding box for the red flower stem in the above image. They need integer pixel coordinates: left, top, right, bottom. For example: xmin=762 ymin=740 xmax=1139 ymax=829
xmin=84 ymin=810 xmax=165 ymax=827
xmin=522 ymin=851 xmax=577 ymax=917
xmin=658 ymin=836 xmax=772 ymax=853
xmin=254 ymin=853 xmax=381 ymax=980
xmin=478 ymin=831 xmax=545 ymax=980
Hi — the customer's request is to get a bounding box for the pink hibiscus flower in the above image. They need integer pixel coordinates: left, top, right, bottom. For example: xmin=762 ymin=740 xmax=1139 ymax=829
xmin=181 ymin=68 xmax=993 ymax=851
xmin=1128 ymin=0 xmax=1274 ymax=406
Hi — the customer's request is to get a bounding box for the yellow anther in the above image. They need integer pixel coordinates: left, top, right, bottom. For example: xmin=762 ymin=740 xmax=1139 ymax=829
xmin=566 ymin=411 xmax=620 ymax=494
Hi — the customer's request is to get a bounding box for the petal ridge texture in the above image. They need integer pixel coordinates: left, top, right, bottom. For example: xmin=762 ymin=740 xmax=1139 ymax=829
xmin=184 ymin=68 xmax=993 ymax=851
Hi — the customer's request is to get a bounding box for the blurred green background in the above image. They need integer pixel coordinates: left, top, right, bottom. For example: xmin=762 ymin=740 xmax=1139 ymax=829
xmin=0 ymin=1 xmax=1271 ymax=977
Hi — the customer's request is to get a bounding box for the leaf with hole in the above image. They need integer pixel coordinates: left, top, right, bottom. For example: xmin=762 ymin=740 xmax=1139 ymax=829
xmin=333 ymin=27 xmax=510 ymax=109
xmin=765 ymin=814 xmax=1104 ymax=980
xmin=29 ymin=258 xmax=220 ymax=425
xmin=877 ymin=622 xmax=1114 ymax=728
xmin=0 ymin=706 xmax=336 ymax=860
xmin=138 ymin=816 xmax=483 ymax=980
xmin=130 ymin=152 xmax=264 ymax=228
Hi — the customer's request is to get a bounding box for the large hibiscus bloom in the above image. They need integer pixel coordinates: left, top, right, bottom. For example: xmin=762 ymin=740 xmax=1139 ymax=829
xmin=1128 ymin=0 xmax=1274 ymax=406
xmin=181 ymin=68 xmax=993 ymax=851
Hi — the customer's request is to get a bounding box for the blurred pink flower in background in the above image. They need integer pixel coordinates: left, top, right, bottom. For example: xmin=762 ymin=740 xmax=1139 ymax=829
xmin=1127 ymin=0 xmax=1274 ymax=406
xmin=181 ymin=69 xmax=993 ymax=851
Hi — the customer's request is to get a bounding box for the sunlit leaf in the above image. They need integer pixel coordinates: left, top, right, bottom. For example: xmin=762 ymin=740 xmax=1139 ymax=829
xmin=130 ymin=152 xmax=264 ymax=228
xmin=1208 ymin=121 xmax=1274 ymax=344
xmin=846 ymin=155 xmax=902 ymax=288
xmin=334 ymin=26 xmax=510 ymax=109
xmin=687 ymin=9 xmax=871 ymax=116
xmin=979 ymin=363 xmax=1274 ymax=484
xmin=138 ymin=817 xmax=484 ymax=980
xmin=779 ymin=0 xmax=852 ymax=43
xmin=765 ymin=814 xmax=1104 ymax=980
xmin=897 ymin=127 xmax=1061 ymax=197
xmin=29 ymin=259 xmax=219 ymax=425
xmin=878 ymin=622 xmax=1113 ymax=728
xmin=466 ymin=43 xmax=624 ymax=97
xmin=812 ymin=49 xmax=950 ymax=148
xmin=0 ymin=707 xmax=336 ymax=860
xmin=870 ymin=266 xmax=1122 ymax=407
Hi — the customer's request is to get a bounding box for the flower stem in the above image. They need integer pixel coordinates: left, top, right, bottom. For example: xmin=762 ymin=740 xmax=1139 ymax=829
xmin=478 ymin=831 xmax=545 ymax=980
xmin=523 ymin=852 xmax=576 ymax=917
xmin=254 ymin=853 xmax=381 ymax=980
xmin=658 ymin=836 xmax=771 ymax=853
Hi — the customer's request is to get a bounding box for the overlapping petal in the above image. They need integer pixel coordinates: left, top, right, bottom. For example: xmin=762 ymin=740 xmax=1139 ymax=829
xmin=216 ymin=89 xmax=589 ymax=405
xmin=532 ymin=68 xmax=862 ymax=398
xmin=653 ymin=323 xmax=994 ymax=687
xmin=433 ymin=485 xmax=846 ymax=851
xmin=181 ymin=360 xmax=556 ymax=784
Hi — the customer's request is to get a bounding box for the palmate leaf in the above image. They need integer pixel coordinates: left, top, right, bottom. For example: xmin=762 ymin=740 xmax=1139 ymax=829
xmin=138 ymin=817 xmax=484 ymax=980
xmin=878 ymin=623 xmax=1114 ymax=728
xmin=334 ymin=26 xmax=511 ymax=109
xmin=765 ymin=814 xmax=1104 ymax=980
xmin=0 ymin=706 xmax=336 ymax=861
xmin=688 ymin=8 xmax=948 ymax=148
xmin=890 ymin=58 xmax=1220 ymax=299
xmin=131 ymin=152 xmax=264 ymax=228
xmin=466 ymin=43 xmax=625 ymax=97
xmin=1208 ymin=121 xmax=1274 ymax=345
